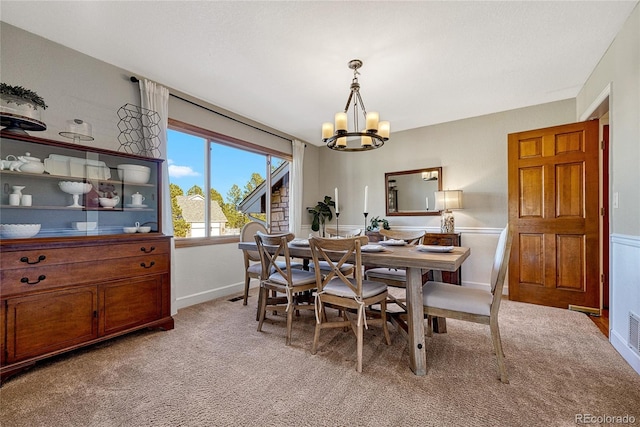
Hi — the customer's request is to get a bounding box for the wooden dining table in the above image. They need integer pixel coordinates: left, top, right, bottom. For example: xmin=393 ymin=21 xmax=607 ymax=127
xmin=238 ymin=240 xmax=470 ymax=376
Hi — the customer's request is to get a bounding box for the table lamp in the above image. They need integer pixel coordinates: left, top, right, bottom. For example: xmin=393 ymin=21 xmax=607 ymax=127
xmin=434 ymin=190 xmax=463 ymax=233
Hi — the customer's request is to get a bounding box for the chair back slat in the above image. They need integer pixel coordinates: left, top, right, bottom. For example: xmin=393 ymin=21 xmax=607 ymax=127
xmin=325 ymin=227 xmax=362 ymax=238
xmin=254 ymin=231 xmax=295 ymax=282
xmin=309 ymin=236 xmax=368 ymax=296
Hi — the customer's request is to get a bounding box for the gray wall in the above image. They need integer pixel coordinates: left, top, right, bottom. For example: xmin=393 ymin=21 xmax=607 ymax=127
xmin=576 ymin=4 xmax=640 ymax=374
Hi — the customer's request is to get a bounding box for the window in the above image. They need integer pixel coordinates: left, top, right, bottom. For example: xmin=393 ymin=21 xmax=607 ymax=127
xmin=167 ymin=121 xmax=291 ymax=245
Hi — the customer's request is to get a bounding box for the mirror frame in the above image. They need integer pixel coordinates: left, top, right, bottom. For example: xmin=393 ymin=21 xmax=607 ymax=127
xmin=385 ymin=167 xmax=443 ymax=216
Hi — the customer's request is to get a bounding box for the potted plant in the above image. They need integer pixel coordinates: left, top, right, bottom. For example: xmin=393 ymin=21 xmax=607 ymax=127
xmin=307 ymin=195 xmax=335 ymax=237
xmin=0 ymin=83 xmax=48 ymax=133
xmin=366 ymin=216 xmax=390 ymax=232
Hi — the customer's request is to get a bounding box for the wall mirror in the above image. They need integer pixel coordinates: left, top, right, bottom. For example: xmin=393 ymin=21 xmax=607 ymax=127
xmin=385 ymin=167 xmax=442 ymax=216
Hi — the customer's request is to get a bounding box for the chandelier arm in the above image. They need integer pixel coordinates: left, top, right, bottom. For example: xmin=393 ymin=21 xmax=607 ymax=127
xmin=355 ymin=91 xmax=367 ymax=117
xmin=344 ymin=90 xmax=355 ymax=113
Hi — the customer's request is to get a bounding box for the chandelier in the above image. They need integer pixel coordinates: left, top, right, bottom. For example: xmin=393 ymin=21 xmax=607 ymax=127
xmin=322 ymin=59 xmax=390 ymax=152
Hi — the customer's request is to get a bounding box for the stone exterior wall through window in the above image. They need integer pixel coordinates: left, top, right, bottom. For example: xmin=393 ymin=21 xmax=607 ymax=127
xmin=270 ymin=175 xmax=289 ymax=233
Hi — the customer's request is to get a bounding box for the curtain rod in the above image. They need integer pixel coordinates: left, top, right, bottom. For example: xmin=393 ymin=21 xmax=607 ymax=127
xmin=130 ymin=76 xmax=292 ymax=143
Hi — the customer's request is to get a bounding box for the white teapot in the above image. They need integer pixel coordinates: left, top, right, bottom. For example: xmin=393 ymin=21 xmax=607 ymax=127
xmin=12 ymin=153 xmax=45 ymax=173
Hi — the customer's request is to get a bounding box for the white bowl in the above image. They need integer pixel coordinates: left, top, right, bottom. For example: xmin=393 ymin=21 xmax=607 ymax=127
xmin=73 ymin=221 xmax=97 ymax=231
xmin=123 ymin=227 xmax=138 ymax=234
xmin=137 ymin=226 xmax=151 ymax=233
xmin=0 ymin=223 xmax=41 ymax=239
xmin=98 ymin=197 xmax=119 ymax=208
xmin=117 ymin=164 xmax=150 ymax=184
xmin=59 ymin=181 xmax=92 ymax=195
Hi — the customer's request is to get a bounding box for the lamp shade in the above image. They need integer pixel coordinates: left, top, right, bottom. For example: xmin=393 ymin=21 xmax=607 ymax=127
xmin=434 ymin=190 xmax=463 ymax=211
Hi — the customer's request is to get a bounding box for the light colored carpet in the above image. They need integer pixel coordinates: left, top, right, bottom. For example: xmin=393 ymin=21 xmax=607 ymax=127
xmin=1 ymin=292 xmax=639 ymax=427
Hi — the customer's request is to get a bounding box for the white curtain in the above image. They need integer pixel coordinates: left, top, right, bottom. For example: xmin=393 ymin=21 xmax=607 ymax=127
xmin=290 ymin=139 xmax=305 ymax=237
xmin=138 ymin=79 xmax=176 ymax=314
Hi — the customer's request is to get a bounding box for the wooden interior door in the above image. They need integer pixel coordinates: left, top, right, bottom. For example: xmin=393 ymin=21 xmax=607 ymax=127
xmin=508 ymin=121 xmax=600 ymax=311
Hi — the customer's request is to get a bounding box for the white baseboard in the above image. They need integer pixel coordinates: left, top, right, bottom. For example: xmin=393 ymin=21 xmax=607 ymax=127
xmin=610 ymin=329 xmax=640 ymax=375
xmin=175 ymin=282 xmax=245 ymax=311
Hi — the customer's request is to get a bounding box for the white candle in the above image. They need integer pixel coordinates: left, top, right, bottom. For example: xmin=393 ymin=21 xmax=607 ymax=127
xmin=378 ymin=121 xmax=390 ymax=138
xmin=426 ymin=197 xmax=429 ymax=210
xmin=322 ymin=122 xmax=333 ymax=139
xmin=366 ymin=112 xmax=379 ymax=130
xmin=361 ymin=132 xmax=372 ymax=147
xmin=364 ymin=185 xmax=368 ymax=213
xmin=337 ymin=136 xmax=347 ymax=147
xmin=335 ymin=112 xmax=347 ymax=132
xmin=334 ymin=187 xmax=339 ymax=214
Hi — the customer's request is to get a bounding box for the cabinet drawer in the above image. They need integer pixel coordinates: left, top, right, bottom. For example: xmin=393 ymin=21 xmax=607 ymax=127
xmin=1 ymin=254 xmax=169 ymax=297
xmin=1 ymin=240 xmax=169 ymax=270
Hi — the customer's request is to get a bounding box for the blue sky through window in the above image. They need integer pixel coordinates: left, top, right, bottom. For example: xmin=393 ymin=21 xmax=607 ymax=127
xmin=167 ymin=129 xmax=267 ymax=199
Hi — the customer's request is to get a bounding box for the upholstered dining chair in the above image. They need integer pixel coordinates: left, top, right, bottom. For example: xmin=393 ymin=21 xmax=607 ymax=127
xmin=422 ymin=224 xmax=513 ymax=383
xmin=254 ymin=231 xmax=317 ymax=346
xmin=240 ymin=221 xmax=269 ymax=306
xmin=309 ymin=235 xmax=392 ymax=372
xmin=364 ymin=229 xmax=427 ymax=311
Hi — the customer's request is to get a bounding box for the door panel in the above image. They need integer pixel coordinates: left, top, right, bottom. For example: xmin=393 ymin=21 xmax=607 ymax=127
xmin=508 ymin=121 xmax=599 ymax=310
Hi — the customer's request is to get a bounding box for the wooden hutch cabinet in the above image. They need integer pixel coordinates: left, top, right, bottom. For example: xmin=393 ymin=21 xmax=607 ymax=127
xmin=422 ymin=232 xmax=462 ymax=284
xmin=0 ymin=132 xmax=173 ymax=382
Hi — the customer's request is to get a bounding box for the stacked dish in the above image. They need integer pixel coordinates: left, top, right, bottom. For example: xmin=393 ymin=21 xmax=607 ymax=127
xmin=117 ymin=164 xmax=150 ymax=184
xmin=361 ymin=244 xmax=385 ymax=252
xmin=416 ymin=245 xmax=454 ymax=253
xmin=0 ymin=223 xmax=41 ymax=238
xmin=380 ymin=239 xmax=406 ymax=246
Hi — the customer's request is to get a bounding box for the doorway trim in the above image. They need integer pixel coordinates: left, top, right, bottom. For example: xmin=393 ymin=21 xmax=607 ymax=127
xmin=578 ymin=82 xmax=612 ymax=317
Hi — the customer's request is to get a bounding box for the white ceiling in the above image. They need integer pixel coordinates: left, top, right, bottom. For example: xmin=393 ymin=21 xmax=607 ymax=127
xmin=1 ymin=1 xmax=637 ymax=146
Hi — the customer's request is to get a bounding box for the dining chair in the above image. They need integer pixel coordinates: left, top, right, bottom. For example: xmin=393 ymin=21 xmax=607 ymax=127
xmin=308 ymin=228 xmax=362 ymax=277
xmin=254 ymin=231 xmax=317 ymax=346
xmin=364 ymin=229 xmax=428 ymax=311
xmin=240 ymin=222 xmax=303 ymax=308
xmin=309 ymin=235 xmax=391 ymax=372
xmin=324 ymin=227 xmax=362 ymax=238
xmin=422 ymin=224 xmax=513 ymax=383
xmin=240 ymin=221 xmax=269 ymax=306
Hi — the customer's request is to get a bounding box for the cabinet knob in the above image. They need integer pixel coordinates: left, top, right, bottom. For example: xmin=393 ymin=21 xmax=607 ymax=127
xmin=140 ymin=261 xmax=156 ymax=269
xmin=21 ymin=275 xmax=46 ymax=285
xmin=20 ymin=255 xmax=46 ymax=265
xmin=140 ymin=246 xmax=156 ymax=254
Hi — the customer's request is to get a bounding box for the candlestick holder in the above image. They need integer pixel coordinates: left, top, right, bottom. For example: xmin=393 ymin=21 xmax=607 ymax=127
xmin=363 ymin=212 xmax=368 ymax=233
xmin=335 ymin=212 xmax=340 ymax=237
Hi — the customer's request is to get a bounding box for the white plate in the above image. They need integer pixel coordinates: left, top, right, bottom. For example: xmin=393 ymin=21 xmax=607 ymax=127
xmin=361 ymin=244 xmax=385 ymax=252
xmin=125 ymin=204 xmax=148 ymax=208
xmin=44 ymin=155 xmax=111 ymax=179
xmin=380 ymin=239 xmax=406 ymax=246
xmin=291 ymin=239 xmax=309 ymax=246
xmin=416 ymin=245 xmax=454 ymax=253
